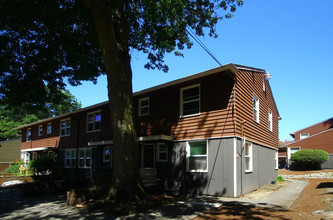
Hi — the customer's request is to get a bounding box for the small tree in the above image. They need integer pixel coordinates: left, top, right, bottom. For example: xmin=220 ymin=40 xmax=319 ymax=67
xmin=291 ymin=149 xmax=329 ymax=170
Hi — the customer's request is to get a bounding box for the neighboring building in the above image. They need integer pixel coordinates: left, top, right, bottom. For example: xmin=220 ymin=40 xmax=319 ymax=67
xmin=16 ymin=63 xmax=280 ymax=197
xmin=283 ymin=118 xmax=333 ymax=168
xmin=0 ymin=138 xmax=21 ymax=172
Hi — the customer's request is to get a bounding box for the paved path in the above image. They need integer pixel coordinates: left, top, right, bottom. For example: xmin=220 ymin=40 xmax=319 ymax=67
xmin=0 ymin=179 xmax=308 ymax=220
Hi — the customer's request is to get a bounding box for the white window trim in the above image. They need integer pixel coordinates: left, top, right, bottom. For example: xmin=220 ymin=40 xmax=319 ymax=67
xmin=138 ymin=97 xmax=150 ymax=116
xmin=26 ymin=128 xmax=31 ymax=142
xmin=180 ymin=84 xmax=201 ymax=118
xmin=78 ymin=148 xmax=92 ymax=168
xmin=253 ymin=94 xmax=259 ymax=123
xmin=186 ymin=140 xmax=208 ymax=173
xmin=60 ymin=118 xmax=71 ymax=137
xmin=38 ymin=125 xmax=43 ymax=136
xmin=300 ymin=133 xmax=309 ymax=140
xmin=156 ymin=143 xmax=168 ymax=162
xmin=64 ymin=149 xmax=77 ymax=168
xmin=245 ymin=142 xmax=253 ymax=173
xmin=87 ymin=111 xmax=102 ymax=133
xmin=275 ymin=151 xmax=278 ymax=170
xmin=103 ymin=146 xmax=111 ymax=163
xmin=268 ymin=110 xmax=273 ymax=132
xmin=288 ymin=146 xmax=301 ymax=160
xmin=47 ymin=123 xmax=52 ymax=134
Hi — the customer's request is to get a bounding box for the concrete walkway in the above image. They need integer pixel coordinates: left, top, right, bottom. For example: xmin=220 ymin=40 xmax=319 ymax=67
xmin=0 ymin=179 xmax=307 ymax=220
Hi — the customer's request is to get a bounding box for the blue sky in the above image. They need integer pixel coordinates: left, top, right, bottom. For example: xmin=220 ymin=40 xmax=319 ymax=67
xmin=67 ymin=0 xmax=333 ymax=142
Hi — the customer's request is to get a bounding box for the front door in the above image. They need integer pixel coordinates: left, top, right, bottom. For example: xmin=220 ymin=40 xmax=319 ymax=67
xmin=142 ymin=144 xmax=155 ymax=168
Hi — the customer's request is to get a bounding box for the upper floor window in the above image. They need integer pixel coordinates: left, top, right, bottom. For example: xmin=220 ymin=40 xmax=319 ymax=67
xmin=87 ymin=111 xmax=101 ymax=132
xmin=180 ymin=84 xmax=200 ymax=117
xmin=300 ymin=133 xmax=309 ymax=139
xmin=26 ymin=128 xmax=31 ymax=142
xmin=138 ymin=97 xmax=150 ymax=116
xmin=268 ymin=110 xmax=273 ymax=131
xmin=47 ymin=123 xmax=52 ymax=134
xmin=245 ymin=141 xmax=253 ymax=173
xmin=38 ymin=125 xmax=43 ymax=136
xmin=253 ymin=95 xmax=259 ymax=123
xmin=186 ymin=141 xmax=207 ymax=172
xmin=60 ymin=119 xmax=71 ymax=136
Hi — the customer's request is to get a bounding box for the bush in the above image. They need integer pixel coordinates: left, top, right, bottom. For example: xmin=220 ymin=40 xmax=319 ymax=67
xmin=29 ymin=157 xmax=56 ymax=175
xmin=3 ymin=159 xmax=25 ymax=176
xmin=276 ymin=176 xmax=285 ymax=183
xmin=291 ymin=149 xmax=329 ymax=170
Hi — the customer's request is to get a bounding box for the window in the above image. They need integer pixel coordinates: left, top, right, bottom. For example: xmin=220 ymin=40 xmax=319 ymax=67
xmin=157 ymin=143 xmax=168 ymax=162
xmin=38 ymin=125 xmax=43 ymax=136
xmin=26 ymin=128 xmax=31 ymax=142
xmin=138 ymin=97 xmax=150 ymax=116
xmin=245 ymin=142 xmax=253 ymax=173
xmin=253 ymin=95 xmax=259 ymax=123
xmin=180 ymin=84 xmax=200 ymax=117
xmin=65 ymin=149 xmax=76 ymax=168
xmin=32 ymin=152 xmax=40 ymax=160
xmin=186 ymin=141 xmax=208 ymax=172
xmin=47 ymin=123 xmax=52 ymax=134
xmin=300 ymin=133 xmax=309 ymax=139
xmin=290 ymin=147 xmax=300 ymax=157
xmin=268 ymin=110 xmax=273 ymax=131
xmin=78 ymin=148 xmax=92 ymax=168
xmin=275 ymin=151 xmax=278 ymax=169
xmin=103 ymin=146 xmax=111 ymax=163
xmin=60 ymin=119 xmax=71 ymax=136
xmin=87 ymin=111 xmax=101 ymax=132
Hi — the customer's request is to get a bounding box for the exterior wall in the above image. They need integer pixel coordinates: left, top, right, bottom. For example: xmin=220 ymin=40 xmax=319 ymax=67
xmin=292 ymin=118 xmax=333 ymax=141
xmin=135 ymin=70 xmax=236 ymax=140
xmin=236 ymin=138 xmax=278 ymax=196
xmin=234 ymin=70 xmax=279 ymax=149
xmin=0 ymin=138 xmax=21 ymax=163
xmin=288 ymin=129 xmax=333 ymax=154
xmin=171 ymin=138 xmax=235 ymax=197
xmin=322 ymin=155 xmax=333 ymax=169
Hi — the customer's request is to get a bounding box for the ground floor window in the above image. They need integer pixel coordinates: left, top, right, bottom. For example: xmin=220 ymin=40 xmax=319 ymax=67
xmin=245 ymin=142 xmax=253 ymax=173
xmin=79 ymin=148 xmax=92 ymax=168
xmin=65 ymin=149 xmax=76 ymax=168
xmin=103 ymin=146 xmax=111 ymax=163
xmin=157 ymin=143 xmax=168 ymax=162
xmin=186 ymin=141 xmax=208 ymax=172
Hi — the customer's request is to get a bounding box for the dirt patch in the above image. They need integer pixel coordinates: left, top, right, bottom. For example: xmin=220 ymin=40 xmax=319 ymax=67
xmin=193 ymin=170 xmax=333 ymax=219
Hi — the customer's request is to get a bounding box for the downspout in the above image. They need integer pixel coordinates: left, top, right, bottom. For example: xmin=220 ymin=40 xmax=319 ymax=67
xmin=233 ymin=78 xmax=238 ymax=197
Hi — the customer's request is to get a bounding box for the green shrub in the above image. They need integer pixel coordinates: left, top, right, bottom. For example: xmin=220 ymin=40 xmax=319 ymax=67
xmin=276 ymin=175 xmax=285 ymax=183
xmin=291 ymin=149 xmax=329 ymax=170
xmin=29 ymin=157 xmax=55 ymax=175
xmin=3 ymin=159 xmax=25 ymax=175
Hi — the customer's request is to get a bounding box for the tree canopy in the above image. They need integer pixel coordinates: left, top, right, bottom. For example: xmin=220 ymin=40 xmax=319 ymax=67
xmin=0 ymin=0 xmax=243 ymax=201
xmin=0 ymin=89 xmax=81 ymax=141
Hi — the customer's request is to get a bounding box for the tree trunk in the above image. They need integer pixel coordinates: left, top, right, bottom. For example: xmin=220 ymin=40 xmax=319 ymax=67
xmin=84 ymin=0 xmax=143 ymax=202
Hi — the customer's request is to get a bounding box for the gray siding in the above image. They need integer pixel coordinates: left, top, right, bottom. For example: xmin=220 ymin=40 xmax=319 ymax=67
xmin=171 ymin=138 xmax=234 ymax=197
xmin=322 ymin=155 xmax=333 ymax=169
xmin=237 ymin=138 xmax=278 ymax=196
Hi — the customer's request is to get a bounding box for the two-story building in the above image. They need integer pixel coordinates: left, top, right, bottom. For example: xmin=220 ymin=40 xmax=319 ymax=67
xmin=16 ymin=63 xmax=280 ymax=197
xmin=282 ymin=117 xmax=333 ymax=169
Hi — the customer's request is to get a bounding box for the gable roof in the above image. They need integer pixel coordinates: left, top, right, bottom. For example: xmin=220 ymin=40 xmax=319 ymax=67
xmin=15 ymin=63 xmax=277 ymax=130
xmin=290 ymin=117 xmax=333 ymax=138
xmin=284 ymin=127 xmax=333 ymax=147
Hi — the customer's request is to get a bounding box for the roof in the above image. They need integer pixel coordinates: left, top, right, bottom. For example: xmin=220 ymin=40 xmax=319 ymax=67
xmin=289 ymin=117 xmax=333 ymax=138
xmin=15 ymin=63 xmax=276 ymax=130
xmin=283 ymin=127 xmax=333 ymax=147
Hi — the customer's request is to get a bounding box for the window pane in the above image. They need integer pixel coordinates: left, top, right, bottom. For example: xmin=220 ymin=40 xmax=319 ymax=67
xmin=95 ymin=121 xmax=101 ymax=130
xmin=105 ymin=148 xmax=110 ymax=155
xmin=183 ymin=101 xmax=199 ymax=115
xmin=245 ymin=157 xmax=250 ymax=170
xmin=71 ymin=150 xmax=76 ymax=159
xmin=79 ymin=150 xmax=85 ymax=157
xmin=183 ymin=87 xmax=199 ymax=102
xmin=66 ymin=159 xmax=71 ymax=167
xmin=86 ymin=149 xmax=92 ymax=157
xmin=79 ymin=159 xmax=85 ymax=167
xmin=190 ymin=142 xmax=206 ymax=155
xmin=66 ymin=151 xmax=71 ymax=158
xmin=86 ymin=159 xmax=91 ymax=167
xmin=88 ymin=114 xmax=94 ymax=122
xmin=159 ymin=153 xmax=167 ymax=160
xmin=95 ymin=114 xmax=101 ymax=122
xmin=189 ymin=156 xmax=207 ymax=170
